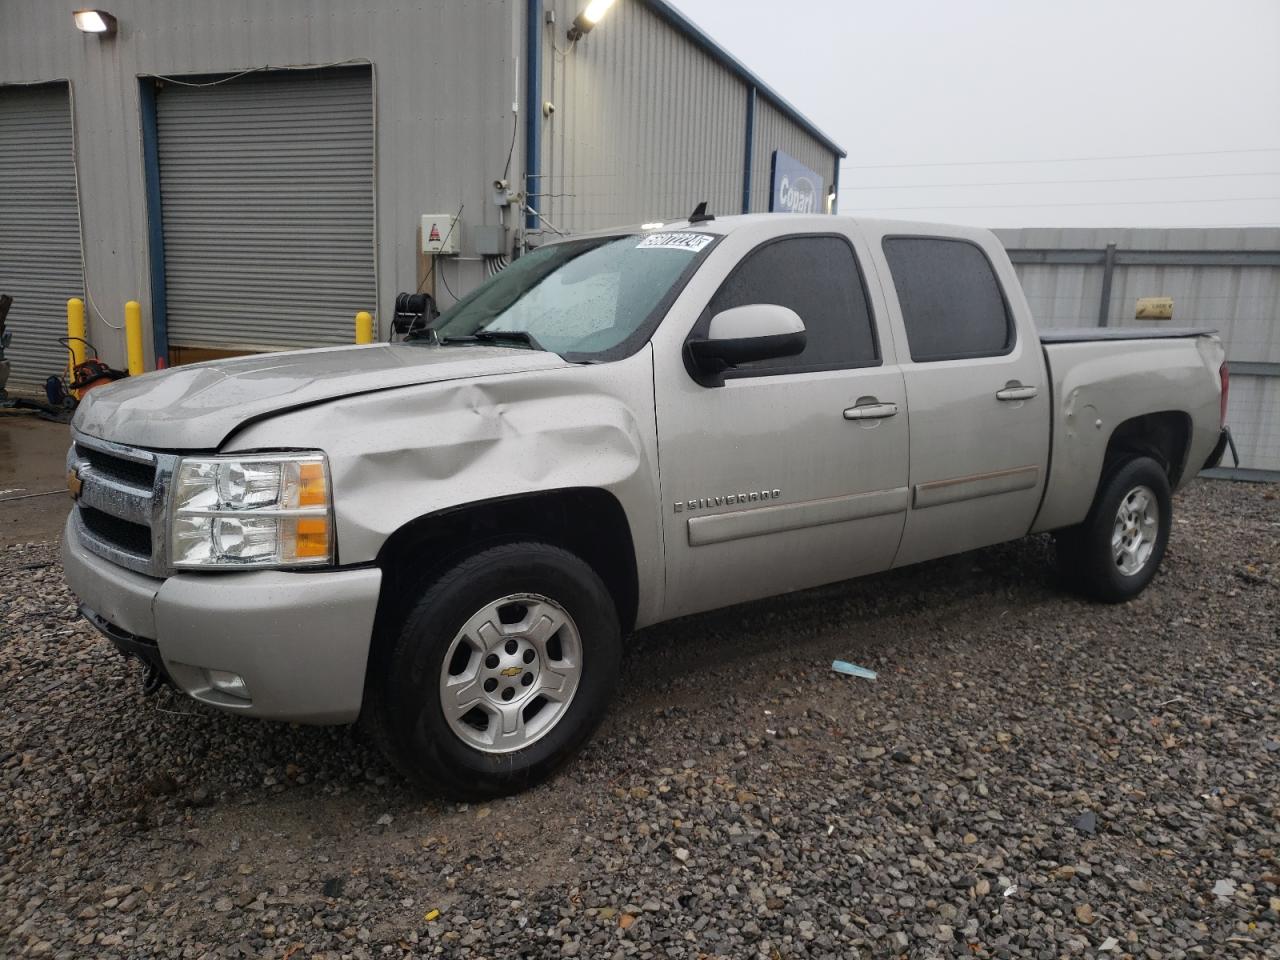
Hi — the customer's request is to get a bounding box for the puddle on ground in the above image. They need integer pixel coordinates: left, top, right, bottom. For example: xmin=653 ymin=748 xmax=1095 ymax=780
xmin=0 ymin=416 xmax=69 ymax=489
xmin=0 ymin=417 xmax=74 ymax=546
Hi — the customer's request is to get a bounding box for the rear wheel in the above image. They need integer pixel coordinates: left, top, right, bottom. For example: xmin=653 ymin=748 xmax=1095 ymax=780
xmin=1055 ymin=456 xmax=1172 ymax=602
xmin=368 ymin=542 xmax=621 ymax=798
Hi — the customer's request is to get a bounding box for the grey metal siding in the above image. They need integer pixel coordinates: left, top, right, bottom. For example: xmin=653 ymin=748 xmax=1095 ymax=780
xmin=0 ymin=0 xmax=841 ymax=354
xmin=155 ymin=69 xmax=375 ymax=351
xmin=0 ymin=82 xmax=83 ymax=387
xmin=537 ymin=0 xmax=747 ymax=234
xmin=0 ymin=0 xmax=520 ymax=367
xmin=997 ymin=227 xmax=1280 ymax=475
xmin=1227 ymin=374 xmax=1279 ymax=474
xmin=749 ymin=96 xmax=838 ymax=213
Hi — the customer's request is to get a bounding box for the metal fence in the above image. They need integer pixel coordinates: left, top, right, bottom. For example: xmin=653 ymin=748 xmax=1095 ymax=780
xmin=995 ymin=227 xmax=1280 ymax=481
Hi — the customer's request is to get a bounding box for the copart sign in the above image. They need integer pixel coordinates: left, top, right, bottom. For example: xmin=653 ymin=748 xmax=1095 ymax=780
xmin=770 ymin=150 xmax=826 ymax=214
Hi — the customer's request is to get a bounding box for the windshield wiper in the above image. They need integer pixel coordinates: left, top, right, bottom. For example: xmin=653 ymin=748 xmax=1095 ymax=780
xmin=439 ymin=329 xmax=546 ymax=351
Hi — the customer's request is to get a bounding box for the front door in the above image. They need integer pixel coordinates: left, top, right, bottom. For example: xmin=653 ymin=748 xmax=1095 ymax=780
xmin=654 ymin=227 xmax=910 ymax=621
xmin=869 ymin=233 xmax=1049 ymax=566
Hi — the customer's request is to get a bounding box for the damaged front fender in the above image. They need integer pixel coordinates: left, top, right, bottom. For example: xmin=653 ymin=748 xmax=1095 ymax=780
xmin=222 ymin=348 xmax=664 ymax=625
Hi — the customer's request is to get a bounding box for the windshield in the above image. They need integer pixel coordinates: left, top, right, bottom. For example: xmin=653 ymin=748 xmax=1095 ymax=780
xmin=419 ymin=231 xmax=718 ymax=361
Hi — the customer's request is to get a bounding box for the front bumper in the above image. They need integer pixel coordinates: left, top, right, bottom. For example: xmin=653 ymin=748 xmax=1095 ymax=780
xmin=62 ymin=516 xmax=382 ymax=724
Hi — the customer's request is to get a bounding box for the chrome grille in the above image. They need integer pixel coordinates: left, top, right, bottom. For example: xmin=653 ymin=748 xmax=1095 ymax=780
xmin=68 ymin=432 xmax=177 ymax=577
xmin=74 ymin=442 xmax=156 ymax=489
xmin=80 ymin=506 xmax=153 ymax=557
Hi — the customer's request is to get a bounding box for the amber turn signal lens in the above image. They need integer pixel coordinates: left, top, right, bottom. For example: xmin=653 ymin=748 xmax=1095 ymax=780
xmin=297 ymin=462 xmax=328 ymax=507
xmin=293 ymin=517 xmax=330 ymax=558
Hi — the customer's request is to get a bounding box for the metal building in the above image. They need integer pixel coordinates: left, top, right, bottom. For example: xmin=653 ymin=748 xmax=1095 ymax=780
xmin=0 ymin=0 xmax=843 ymax=385
xmin=996 ymin=227 xmax=1280 ymax=479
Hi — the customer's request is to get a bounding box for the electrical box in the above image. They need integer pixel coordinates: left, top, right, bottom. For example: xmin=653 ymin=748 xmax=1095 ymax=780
xmin=421 ymin=213 xmax=461 ymax=256
xmin=473 ymin=225 xmax=507 ymax=256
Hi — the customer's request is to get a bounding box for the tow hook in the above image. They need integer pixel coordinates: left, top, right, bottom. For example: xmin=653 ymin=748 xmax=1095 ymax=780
xmin=77 ymin=604 xmax=176 ymax=696
xmin=141 ymin=663 xmax=166 ymax=697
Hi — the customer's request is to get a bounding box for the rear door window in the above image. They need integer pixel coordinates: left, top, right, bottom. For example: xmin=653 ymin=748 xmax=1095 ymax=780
xmin=698 ymin=235 xmax=879 ymax=376
xmin=882 ymin=237 xmax=1014 ymax=362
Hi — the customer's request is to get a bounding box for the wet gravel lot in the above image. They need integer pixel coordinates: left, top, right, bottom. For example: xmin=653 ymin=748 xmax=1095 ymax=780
xmin=2 ymin=479 xmax=1277 ymax=959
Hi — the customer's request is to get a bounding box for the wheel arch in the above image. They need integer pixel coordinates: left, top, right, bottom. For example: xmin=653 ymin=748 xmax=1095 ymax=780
xmin=368 ymin=487 xmax=641 ymax=655
xmin=1102 ymin=410 xmax=1193 ymax=488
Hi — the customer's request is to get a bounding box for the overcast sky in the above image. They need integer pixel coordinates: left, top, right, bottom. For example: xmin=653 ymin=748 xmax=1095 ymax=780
xmin=670 ymin=0 xmax=1280 ymax=229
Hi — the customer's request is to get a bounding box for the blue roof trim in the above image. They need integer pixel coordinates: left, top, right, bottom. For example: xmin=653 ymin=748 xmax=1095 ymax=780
xmin=639 ymin=0 xmax=846 ymax=158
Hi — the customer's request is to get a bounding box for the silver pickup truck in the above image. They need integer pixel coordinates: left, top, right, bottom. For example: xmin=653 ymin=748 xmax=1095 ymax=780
xmin=62 ymin=214 xmax=1231 ymax=797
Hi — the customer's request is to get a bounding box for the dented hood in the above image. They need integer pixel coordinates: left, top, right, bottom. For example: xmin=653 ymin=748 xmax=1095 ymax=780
xmin=73 ymin=343 xmax=569 ymax=449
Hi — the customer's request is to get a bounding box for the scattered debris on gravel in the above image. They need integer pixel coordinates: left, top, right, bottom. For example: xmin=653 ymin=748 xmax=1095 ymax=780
xmin=2 ymin=479 xmax=1277 ymax=959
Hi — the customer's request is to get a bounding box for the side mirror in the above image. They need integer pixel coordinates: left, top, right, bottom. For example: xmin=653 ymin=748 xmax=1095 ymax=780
xmin=687 ymin=304 xmax=806 ymax=386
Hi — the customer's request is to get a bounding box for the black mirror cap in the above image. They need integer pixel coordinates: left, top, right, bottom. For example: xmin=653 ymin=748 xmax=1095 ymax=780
xmin=686 ymin=330 xmax=806 ymax=387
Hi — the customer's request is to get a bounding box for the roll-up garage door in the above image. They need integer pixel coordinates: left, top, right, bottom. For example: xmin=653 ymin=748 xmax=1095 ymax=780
xmin=154 ymin=68 xmax=375 ymax=359
xmin=0 ymin=83 xmax=83 ymax=388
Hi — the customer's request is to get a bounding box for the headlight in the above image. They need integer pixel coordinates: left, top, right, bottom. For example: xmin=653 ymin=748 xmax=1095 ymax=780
xmin=170 ymin=453 xmax=333 ymax=569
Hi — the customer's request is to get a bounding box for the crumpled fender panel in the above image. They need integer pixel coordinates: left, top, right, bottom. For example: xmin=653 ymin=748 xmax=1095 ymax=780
xmin=224 ymin=348 xmax=665 ymax=626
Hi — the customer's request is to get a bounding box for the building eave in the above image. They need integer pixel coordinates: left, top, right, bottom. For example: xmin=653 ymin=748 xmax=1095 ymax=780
xmin=639 ymin=0 xmax=846 ymax=159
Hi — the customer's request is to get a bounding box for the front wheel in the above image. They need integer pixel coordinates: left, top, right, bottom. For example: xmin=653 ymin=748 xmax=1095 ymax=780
xmin=1055 ymin=456 xmax=1172 ymax=603
xmin=367 ymin=542 xmax=622 ymax=799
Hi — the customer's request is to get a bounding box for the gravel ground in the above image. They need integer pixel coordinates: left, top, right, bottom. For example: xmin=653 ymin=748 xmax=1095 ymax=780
xmin=2 ymin=479 xmax=1277 ymax=960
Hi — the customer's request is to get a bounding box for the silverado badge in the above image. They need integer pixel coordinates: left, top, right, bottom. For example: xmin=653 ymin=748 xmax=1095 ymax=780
xmin=67 ymin=468 xmax=83 ymax=501
xmin=673 ymin=488 xmax=781 ymax=513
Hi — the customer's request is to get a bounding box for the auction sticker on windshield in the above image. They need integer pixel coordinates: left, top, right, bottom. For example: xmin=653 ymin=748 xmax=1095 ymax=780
xmin=636 ymin=232 xmax=714 ymax=252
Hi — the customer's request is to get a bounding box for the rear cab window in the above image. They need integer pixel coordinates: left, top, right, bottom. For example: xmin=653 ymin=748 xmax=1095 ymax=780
xmin=882 ymin=236 xmax=1014 ymax=362
xmin=690 ymin=234 xmax=880 ymax=378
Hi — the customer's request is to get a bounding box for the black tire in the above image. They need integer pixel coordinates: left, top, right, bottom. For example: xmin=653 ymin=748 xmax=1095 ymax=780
xmin=1055 ymin=456 xmax=1172 ymax=603
xmin=367 ymin=541 xmax=621 ymax=799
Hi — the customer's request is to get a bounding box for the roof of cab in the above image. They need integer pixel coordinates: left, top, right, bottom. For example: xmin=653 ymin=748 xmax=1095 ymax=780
xmin=566 ymin=213 xmax=997 ymax=244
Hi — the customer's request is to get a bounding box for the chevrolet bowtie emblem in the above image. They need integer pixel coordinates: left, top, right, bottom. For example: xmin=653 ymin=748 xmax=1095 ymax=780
xmin=67 ymin=468 xmax=83 ymax=501
xmin=500 ymin=666 xmax=522 ymax=677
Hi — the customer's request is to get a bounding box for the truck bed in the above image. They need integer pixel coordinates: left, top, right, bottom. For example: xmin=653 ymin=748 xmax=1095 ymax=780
xmin=1038 ymin=326 xmax=1215 ymax=344
xmin=1033 ymin=330 xmax=1224 ymax=535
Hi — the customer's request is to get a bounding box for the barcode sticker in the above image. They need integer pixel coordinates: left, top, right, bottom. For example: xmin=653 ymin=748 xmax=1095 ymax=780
xmin=635 ymin=232 xmax=714 ymax=252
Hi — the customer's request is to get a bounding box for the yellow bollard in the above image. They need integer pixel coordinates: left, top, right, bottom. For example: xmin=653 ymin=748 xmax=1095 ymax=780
xmin=355 ymin=310 xmax=374 ymax=345
xmin=67 ymin=297 xmax=87 ymax=377
xmin=125 ymin=300 xmax=145 ymax=376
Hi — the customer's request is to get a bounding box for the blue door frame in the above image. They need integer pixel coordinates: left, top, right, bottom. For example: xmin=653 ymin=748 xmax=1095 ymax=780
xmin=137 ymin=78 xmax=169 ymax=364
xmin=525 ymin=0 xmax=542 ymax=231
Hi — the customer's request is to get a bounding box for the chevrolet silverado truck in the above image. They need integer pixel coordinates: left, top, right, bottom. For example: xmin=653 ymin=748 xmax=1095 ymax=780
xmin=62 ymin=213 xmax=1232 ymax=798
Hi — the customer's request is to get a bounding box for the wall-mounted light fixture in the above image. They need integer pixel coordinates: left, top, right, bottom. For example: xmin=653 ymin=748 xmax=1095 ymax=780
xmin=567 ymin=0 xmax=617 ymax=41
xmin=74 ymin=9 xmax=118 ymax=37
xmin=826 ymin=185 xmax=837 ymax=214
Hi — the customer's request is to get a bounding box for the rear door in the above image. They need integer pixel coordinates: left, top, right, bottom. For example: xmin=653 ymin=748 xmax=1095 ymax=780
xmin=653 ymin=225 xmax=910 ymax=620
xmin=867 ymin=231 xmax=1048 ymax=566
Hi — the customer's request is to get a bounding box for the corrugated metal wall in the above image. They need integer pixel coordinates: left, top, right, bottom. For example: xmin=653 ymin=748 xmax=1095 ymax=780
xmin=0 ymin=82 xmax=84 ymax=387
xmin=1 ymin=0 xmax=842 ymax=367
xmin=535 ymin=0 xmax=841 ymax=230
xmin=538 ymin=0 xmax=747 ymax=232
xmin=0 ymin=0 xmax=521 ymax=372
xmin=749 ymin=96 xmax=837 ymax=213
xmin=996 ymin=227 xmax=1280 ymax=475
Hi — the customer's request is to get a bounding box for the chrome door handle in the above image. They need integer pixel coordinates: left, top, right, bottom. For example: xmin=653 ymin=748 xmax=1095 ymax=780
xmin=843 ymin=401 xmax=899 ymax=420
xmin=995 ymin=384 xmax=1038 ymax=401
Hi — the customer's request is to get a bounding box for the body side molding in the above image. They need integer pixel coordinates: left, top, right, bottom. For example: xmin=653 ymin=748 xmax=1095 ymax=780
xmin=687 ymin=487 xmax=909 ymax=547
xmin=913 ymin=465 xmax=1040 ymax=510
